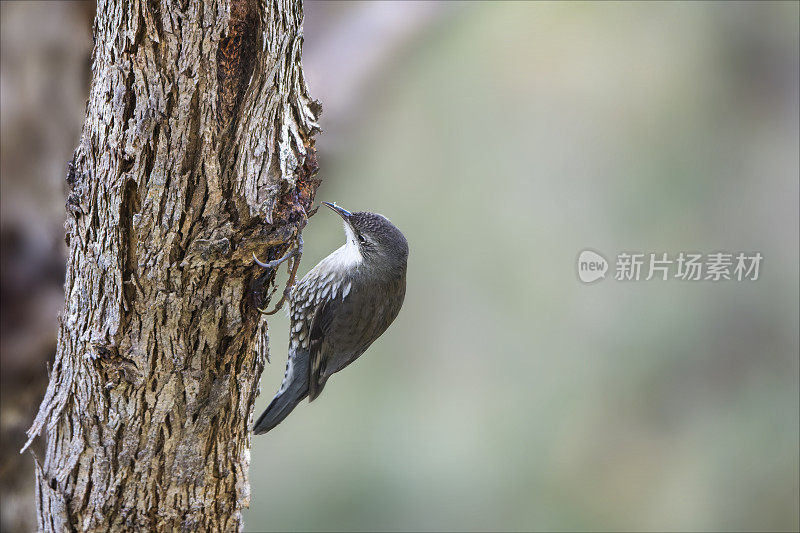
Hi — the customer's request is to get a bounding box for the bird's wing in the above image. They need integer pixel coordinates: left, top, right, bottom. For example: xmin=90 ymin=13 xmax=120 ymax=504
xmin=307 ymin=297 xmax=338 ymax=401
xmin=307 ymin=285 xmax=373 ymax=401
xmin=306 ymin=275 xmax=405 ymax=402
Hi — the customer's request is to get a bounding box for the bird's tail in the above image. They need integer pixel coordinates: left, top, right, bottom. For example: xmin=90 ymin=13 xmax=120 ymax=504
xmin=253 ymin=348 xmax=309 ymax=434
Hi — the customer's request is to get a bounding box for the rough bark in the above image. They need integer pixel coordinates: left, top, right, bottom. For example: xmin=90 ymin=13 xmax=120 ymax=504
xmin=22 ymin=0 xmax=320 ymax=530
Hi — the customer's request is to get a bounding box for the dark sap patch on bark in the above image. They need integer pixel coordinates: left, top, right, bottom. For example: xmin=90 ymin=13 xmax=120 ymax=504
xmin=217 ymin=0 xmax=258 ymax=128
xmin=271 ymin=143 xmax=321 ymax=227
xmin=249 ymin=268 xmax=273 ymax=312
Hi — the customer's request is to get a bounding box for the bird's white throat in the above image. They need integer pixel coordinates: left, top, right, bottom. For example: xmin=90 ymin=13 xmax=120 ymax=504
xmin=328 ymin=222 xmax=363 ymax=270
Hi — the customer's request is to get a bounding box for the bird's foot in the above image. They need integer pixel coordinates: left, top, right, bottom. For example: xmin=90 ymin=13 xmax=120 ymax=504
xmin=254 ymin=234 xmax=303 ymax=315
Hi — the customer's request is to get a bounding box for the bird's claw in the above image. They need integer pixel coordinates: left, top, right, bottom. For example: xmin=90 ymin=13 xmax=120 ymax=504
xmin=254 ymin=234 xmax=304 ymax=315
xmin=252 ymin=250 xmax=293 ymax=270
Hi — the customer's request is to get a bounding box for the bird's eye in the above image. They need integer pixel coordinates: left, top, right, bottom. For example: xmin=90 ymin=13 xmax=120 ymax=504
xmin=358 ymin=234 xmax=367 ymax=245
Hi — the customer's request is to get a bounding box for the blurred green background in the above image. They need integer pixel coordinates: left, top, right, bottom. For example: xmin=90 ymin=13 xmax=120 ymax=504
xmin=2 ymin=2 xmax=798 ymax=532
xmin=249 ymin=2 xmax=799 ymax=531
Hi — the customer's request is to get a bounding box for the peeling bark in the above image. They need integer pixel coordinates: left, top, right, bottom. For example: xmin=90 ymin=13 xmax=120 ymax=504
xmin=23 ymin=0 xmax=319 ymax=530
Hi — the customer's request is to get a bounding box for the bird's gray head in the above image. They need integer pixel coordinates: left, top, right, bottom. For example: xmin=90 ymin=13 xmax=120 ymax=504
xmin=323 ymin=202 xmax=408 ymax=275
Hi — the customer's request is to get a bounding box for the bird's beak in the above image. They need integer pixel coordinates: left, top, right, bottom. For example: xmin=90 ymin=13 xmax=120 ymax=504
xmin=322 ymin=202 xmax=352 ymax=219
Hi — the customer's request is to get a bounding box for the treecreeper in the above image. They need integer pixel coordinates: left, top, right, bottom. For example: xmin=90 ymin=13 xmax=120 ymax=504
xmin=252 ymin=202 xmax=409 ymax=434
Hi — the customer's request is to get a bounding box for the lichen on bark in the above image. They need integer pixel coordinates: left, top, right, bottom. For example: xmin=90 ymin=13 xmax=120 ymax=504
xmin=23 ymin=0 xmax=320 ymax=530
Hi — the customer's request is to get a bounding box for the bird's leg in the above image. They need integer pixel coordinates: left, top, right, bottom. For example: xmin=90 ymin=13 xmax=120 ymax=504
xmin=255 ymin=234 xmax=303 ymax=315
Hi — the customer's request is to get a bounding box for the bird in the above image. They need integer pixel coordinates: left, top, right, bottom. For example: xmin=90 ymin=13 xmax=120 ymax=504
xmin=252 ymin=202 xmax=408 ymax=434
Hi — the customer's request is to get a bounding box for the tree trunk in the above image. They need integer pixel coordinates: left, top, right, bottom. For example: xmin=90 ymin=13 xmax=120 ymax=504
xmin=23 ymin=0 xmax=320 ymax=530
